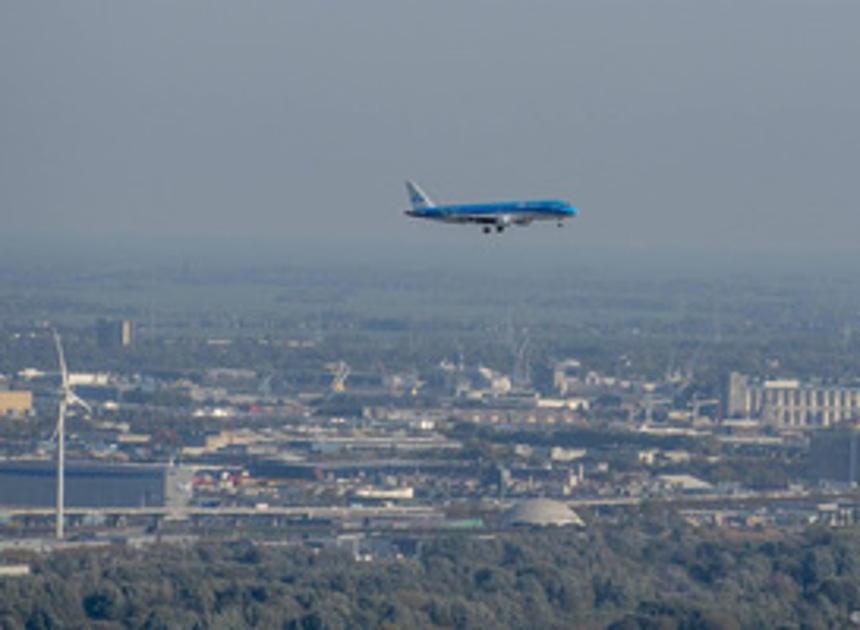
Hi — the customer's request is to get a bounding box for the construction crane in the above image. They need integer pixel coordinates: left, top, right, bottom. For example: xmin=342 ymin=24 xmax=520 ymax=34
xmin=327 ymin=361 xmax=350 ymax=393
xmin=690 ymin=396 xmax=720 ymax=421
xmin=378 ymin=361 xmax=422 ymax=397
xmin=642 ymin=394 xmax=672 ymax=426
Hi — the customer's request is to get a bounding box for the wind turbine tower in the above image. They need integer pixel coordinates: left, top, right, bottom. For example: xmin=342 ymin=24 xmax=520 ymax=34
xmin=52 ymin=330 xmax=91 ymax=540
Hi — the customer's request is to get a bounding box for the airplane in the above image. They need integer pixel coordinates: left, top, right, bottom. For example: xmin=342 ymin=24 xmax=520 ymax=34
xmin=404 ymin=180 xmax=578 ymax=234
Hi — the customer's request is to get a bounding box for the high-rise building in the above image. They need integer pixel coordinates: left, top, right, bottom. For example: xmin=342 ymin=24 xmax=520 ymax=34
xmin=727 ymin=372 xmax=860 ymax=428
xmin=96 ymin=318 xmax=133 ymax=349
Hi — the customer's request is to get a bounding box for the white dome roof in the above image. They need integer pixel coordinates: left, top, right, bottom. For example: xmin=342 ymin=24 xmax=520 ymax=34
xmin=505 ymin=498 xmax=584 ymax=527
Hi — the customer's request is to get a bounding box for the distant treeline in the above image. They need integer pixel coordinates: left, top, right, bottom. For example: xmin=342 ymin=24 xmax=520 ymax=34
xmin=2 ymin=522 xmax=860 ymax=628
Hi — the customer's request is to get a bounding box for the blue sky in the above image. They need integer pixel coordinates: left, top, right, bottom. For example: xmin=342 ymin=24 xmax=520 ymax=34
xmin=2 ymin=1 xmax=859 ymax=264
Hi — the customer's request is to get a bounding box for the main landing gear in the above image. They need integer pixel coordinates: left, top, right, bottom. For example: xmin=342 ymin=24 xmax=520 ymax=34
xmin=482 ymin=225 xmax=506 ymax=234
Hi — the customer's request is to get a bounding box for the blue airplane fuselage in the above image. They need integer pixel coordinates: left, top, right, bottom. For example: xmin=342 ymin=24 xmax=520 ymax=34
xmin=408 ymin=199 xmax=576 ymax=220
xmin=403 ymin=181 xmax=578 ymax=232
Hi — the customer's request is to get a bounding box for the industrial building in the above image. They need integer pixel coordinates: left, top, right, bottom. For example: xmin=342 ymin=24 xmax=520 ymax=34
xmin=553 ymin=359 xmax=583 ymax=395
xmin=728 ymin=372 xmax=860 ymax=427
xmin=0 ymin=391 xmax=32 ymax=417
xmin=0 ymin=461 xmax=191 ymax=508
xmin=809 ymin=426 xmax=860 ymax=484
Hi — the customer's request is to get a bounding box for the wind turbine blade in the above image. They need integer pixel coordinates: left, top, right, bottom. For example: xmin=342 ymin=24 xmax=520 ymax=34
xmin=68 ymin=391 xmax=92 ymax=414
xmin=52 ymin=329 xmax=70 ymax=391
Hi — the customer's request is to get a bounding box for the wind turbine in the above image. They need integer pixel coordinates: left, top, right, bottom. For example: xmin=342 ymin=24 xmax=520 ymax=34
xmin=52 ymin=329 xmax=91 ymax=540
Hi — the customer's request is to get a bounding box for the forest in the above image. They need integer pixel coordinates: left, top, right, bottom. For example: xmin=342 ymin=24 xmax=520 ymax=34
xmin=2 ymin=520 xmax=860 ymax=629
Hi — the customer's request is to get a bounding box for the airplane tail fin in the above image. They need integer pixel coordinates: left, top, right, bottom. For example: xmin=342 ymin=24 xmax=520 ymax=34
xmin=406 ymin=180 xmax=435 ymax=210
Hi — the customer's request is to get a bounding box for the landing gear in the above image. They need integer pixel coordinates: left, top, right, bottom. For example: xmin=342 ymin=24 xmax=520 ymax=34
xmin=557 ymin=221 xmax=564 ymax=228
xmin=496 ymin=225 xmax=505 ymax=233
xmin=483 ymin=226 xmax=492 ymax=234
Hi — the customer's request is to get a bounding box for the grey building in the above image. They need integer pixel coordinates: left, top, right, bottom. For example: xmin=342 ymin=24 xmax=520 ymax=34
xmin=809 ymin=427 xmax=860 ymax=484
xmin=0 ymin=461 xmax=191 ymax=508
xmin=728 ymin=372 xmax=860 ymax=427
xmin=96 ymin=318 xmax=134 ymax=349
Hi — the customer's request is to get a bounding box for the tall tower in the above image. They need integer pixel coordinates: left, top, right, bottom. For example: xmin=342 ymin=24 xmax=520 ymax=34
xmin=727 ymin=372 xmax=749 ymax=418
xmin=96 ymin=318 xmax=134 ymax=349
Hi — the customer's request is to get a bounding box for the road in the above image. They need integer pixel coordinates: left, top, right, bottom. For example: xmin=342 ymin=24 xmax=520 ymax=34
xmin=2 ymin=489 xmax=858 ymax=522
xmin=0 ymin=504 xmax=438 ymax=519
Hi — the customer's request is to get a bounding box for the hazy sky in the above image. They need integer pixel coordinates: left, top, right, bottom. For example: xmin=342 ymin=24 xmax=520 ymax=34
xmin=2 ymin=1 xmax=859 ymax=263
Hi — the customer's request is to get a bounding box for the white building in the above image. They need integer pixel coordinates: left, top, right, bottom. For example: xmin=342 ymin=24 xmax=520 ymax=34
xmin=728 ymin=372 xmax=860 ymax=427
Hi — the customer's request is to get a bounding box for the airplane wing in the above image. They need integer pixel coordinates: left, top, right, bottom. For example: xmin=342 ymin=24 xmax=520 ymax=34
xmin=442 ymin=213 xmax=516 ymax=225
xmin=448 ymin=215 xmax=498 ymax=224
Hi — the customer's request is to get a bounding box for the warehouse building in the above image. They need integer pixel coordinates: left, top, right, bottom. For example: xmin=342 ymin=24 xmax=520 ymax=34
xmin=809 ymin=426 xmax=860 ymax=485
xmin=0 ymin=461 xmax=191 ymax=508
